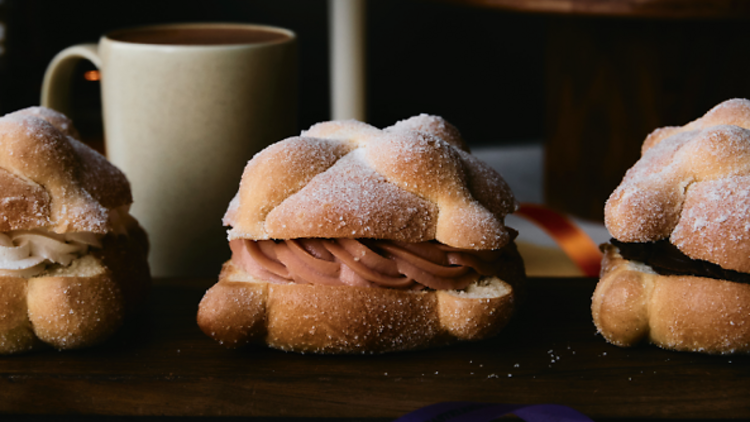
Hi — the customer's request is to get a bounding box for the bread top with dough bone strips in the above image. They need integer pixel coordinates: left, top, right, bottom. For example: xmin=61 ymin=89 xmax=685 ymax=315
xmin=605 ymin=98 xmax=750 ymax=273
xmin=0 ymin=106 xmax=132 ymax=235
xmin=224 ymin=114 xmax=518 ymax=251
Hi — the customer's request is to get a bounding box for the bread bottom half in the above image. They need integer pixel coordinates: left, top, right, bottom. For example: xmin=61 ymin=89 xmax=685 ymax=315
xmin=197 ymin=248 xmax=525 ymax=354
xmin=0 ymin=226 xmax=151 ymax=354
xmin=592 ymin=244 xmax=750 ymax=354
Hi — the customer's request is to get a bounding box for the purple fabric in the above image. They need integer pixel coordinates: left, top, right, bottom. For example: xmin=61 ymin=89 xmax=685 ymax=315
xmin=393 ymin=402 xmax=594 ymax=422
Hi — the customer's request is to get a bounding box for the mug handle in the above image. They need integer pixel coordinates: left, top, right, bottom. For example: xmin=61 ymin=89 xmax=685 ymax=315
xmin=41 ymin=43 xmax=101 ymax=115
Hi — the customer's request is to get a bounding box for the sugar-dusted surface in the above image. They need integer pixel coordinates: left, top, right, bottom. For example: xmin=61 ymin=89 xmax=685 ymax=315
xmin=0 ymin=224 xmax=151 ymax=355
xmin=227 ymin=116 xmax=517 ymax=250
xmin=385 ymin=113 xmax=470 ymax=152
xmin=10 ymin=106 xmax=80 ymax=139
xmin=593 ymin=245 xmax=750 ymax=354
xmin=0 ymin=107 xmax=132 ymax=234
xmin=265 ymin=151 xmax=438 ymax=241
xmin=226 ymin=136 xmax=354 ymax=240
xmin=642 ymin=98 xmax=750 ymax=152
xmin=0 ymin=167 xmax=50 ymax=232
xmin=673 ymin=175 xmax=750 ymax=272
xmin=67 ymin=137 xmax=131 ymax=210
xmin=0 ymin=107 xmax=150 ymax=356
xmin=3 ymin=276 xmax=750 ymax=419
xmin=197 ymin=254 xmax=523 ymax=354
xmin=605 ymin=99 xmax=750 ymax=269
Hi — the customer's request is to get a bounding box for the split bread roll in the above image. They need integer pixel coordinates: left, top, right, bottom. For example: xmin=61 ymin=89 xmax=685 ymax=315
xmin=198 ymin=114 xmax=525 ymax=353
xmin=593 ymin=98 xmax=750 ymax=354
xmin=0 ymin=107 xmax=150 ymax=354
xmin=200 ymin=251 xmax=523 ymax=353
xmin=593 ymin=245 xmax=750 ymax=353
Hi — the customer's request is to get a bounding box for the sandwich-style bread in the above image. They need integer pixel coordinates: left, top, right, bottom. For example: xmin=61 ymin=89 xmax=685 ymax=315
xmin=595 ymin=98 xmax=750 ymax=353
xmin=0 ymin=107 xmax=150 ymax=354
xmin=593 ymin=245 xmax=750 ymax=353
xmin=1 ymin=230 xmax=150 ymax=354
xmin=199 ymin=245 xmax=524 ymax=353
xmin=200 ymin=114 xmax=525 ymax=353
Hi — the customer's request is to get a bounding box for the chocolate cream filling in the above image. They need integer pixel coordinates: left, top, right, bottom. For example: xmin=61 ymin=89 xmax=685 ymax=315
xmin=230 ymin=238 xmax=510 ymax=290
xmin=610 ymin=238 xmax=750 ymax=284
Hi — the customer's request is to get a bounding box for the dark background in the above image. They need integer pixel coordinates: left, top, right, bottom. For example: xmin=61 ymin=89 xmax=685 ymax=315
xmin=0 ymin=0 xmax=546 ymax=146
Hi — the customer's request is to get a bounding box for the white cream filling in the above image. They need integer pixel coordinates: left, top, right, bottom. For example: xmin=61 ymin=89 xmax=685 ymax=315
xmin=0 ymin=230 xmax=101 ymax=277
xmin=0 ymin=206 xmax=133 ymax=278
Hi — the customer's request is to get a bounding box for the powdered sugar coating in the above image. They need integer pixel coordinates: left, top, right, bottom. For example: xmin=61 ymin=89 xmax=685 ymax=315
xmin=593 ymin=244 xmax=750 ymax=354
xmin=0 ymin=168 xmax=50 ymax=231
xmin=198 ymin=259 xmax=522 ymax=353
xmin=673 ymin=176 xmax=750 ymax=272
xmin=385 ymin=113 xmax=469 ymax=152
xmin=458 ymin=149 xmax=517 ymax=222
xmin=266 ymin=151 xmax=438 ymax=241
xmin=642 ymin=98 xmax=750 ymax=153
xmin=226 ymin=116 xmax=517 ymax=250
xmin=68 ymin=137 xmax=131 ymax=210
xmin=605 ymin=99 xmax=750 ymax=271
xmin=226 ymin=136 xmax=353 ymax=239
xmin=0 ymin=107 xmax=132 ymax=234
xmin=11 ymin=106 xmax=80 ymax=139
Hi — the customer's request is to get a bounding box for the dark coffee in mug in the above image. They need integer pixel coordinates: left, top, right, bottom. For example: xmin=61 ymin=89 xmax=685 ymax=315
xmin=109 ymin=26 xmax=291 ymax=45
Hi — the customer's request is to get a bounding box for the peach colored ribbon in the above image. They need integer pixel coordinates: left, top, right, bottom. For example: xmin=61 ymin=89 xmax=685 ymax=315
xmin=514 ymin=203 xmax=602 ymax=277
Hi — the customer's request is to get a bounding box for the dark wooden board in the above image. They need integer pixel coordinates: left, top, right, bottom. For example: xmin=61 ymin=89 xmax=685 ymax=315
xmin=1 ymin=277 xmax=748 ymax=419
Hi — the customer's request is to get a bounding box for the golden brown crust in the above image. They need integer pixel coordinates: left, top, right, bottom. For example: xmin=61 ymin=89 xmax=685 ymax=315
xmin=0 ymin=224 xmax=151 ymax=355
xmin=0 ymin=107 xmax=150 ymax=354
xmin=592 ymin=244 xmax=750 ymax=354
xmin=642 ymin=98 xmax=750 ymax=153
xmin=670 ymin=176 xmax=750 ymax=273
xmin=0 ymin=107 xmax=131 ymax=234
xmin=198 ymin=250 xmax=524 ymax=354
xmin=26 ymin=268 xmax=125 ymax=350
xmin=67 ymin=137 xmax=132 ymax=211
xmin=264 ymin=155 xmax=440 ymax=242
xmin=210 ymin=115 xmax=524 ymax=353
xmin=0 ymin=278 xmax=43 ymax=353
xmin=604 ymin=98 xmax=750 ymax=272
xmin=0 ymin=168 xmax=50 ymax=232
xmin=12 ymin=106 xmax=81 ymax=139
xmin=225 ymin=117 xmax=518 ymax=250
xmin=385 ymin=114 xmax=470 ymax=152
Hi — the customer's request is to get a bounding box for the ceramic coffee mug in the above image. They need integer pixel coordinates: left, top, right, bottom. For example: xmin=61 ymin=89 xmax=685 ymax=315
xmin=42 ymin=23 xmax=298 ymax=277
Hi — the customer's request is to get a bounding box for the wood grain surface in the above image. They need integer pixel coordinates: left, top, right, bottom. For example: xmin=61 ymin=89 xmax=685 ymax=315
xmin=543 ymin=18 xmax=750 ymax=221
xmin=444 ymin=0 xmax=750 ymax=222
xmin=1 ymin=277 xmax=749 ymax=419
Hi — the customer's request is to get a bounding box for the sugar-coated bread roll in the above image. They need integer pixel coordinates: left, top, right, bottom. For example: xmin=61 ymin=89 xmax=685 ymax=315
xmin=593 ymin=245 xmax=750 ymax=353
xmin=0 ymin=107 xmax=150 ymax=354
xmin=594 ymin=98 xmax=750 ymax=354
xmin=198 ymin=114 xmax=525 ymax=354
